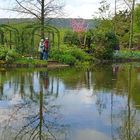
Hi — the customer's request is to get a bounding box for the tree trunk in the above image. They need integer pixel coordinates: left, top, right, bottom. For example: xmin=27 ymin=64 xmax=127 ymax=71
xmin=129 ymin=0 xmax=135 ymax=49
xmin=114 ymin=0 xmax=117 ymax=35
xmin=41 ymin=0 xmax=45 ymax=39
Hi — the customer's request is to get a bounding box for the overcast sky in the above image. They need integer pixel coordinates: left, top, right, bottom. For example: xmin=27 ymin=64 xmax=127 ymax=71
xmin=0 ymin=0 xmax=138 ymax=19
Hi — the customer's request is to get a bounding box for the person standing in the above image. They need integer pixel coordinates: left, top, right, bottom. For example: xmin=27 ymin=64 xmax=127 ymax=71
xmin=43 ymin=37 xmax=49 ymax=60
xmin=38 ymin=39 xmax=44 ymax=60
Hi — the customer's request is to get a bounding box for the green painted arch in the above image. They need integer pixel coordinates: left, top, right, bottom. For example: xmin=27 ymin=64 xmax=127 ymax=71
xmin=0 ymin=29 xmax=4 ymax=45
xmin=21 ymin=24 xmax=60 ymax=52
xmin=21 ymin=25 xmax=35 ymax=50
xmin=32 ymin=26 xmax=60 ymax=48
xmin=0 ymin=24 xmax=20 ymax=48
xmin=30 ymin=25 xmax=60 ymax=49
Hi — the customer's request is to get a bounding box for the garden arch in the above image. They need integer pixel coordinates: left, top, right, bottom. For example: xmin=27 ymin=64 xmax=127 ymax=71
xmin=0 ymin=24 xmax=20 ymax=49
xmin=21 ymin=24 xmax=60 ymax=52
xmin=0 ymin=29 xmax=4 ymax=45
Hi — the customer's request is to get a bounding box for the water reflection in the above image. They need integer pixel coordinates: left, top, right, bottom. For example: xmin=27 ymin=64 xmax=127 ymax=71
xmin=0 ymin=65 xmax=140 ymax=140
xmin=111 ymin=64 xmax=140 ymax=140
xmin=0 ymin=70 xmax=68 ymax=140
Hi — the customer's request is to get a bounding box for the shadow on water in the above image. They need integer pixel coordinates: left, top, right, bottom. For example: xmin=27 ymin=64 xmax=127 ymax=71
xmin=0 ymin=65 xmax=140 ymax=140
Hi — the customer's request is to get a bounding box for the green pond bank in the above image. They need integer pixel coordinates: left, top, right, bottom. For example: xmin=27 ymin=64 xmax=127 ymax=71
xmin=0 ymin=59 xmax=69 ymax=68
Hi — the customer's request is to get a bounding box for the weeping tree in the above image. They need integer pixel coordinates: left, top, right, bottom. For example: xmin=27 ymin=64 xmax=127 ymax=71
xmin=10 ymin=0 xmax=64 ymax=39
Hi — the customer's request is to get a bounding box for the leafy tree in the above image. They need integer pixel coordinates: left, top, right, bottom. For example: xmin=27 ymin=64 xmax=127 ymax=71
xmin=63 ymin=30 xmax=79 ymax=46
xmin=94 ymin=31 xmax=118 ymax=59
xmin=134 ymin=4 xmax=140 ymax=30
xmin=129 ymin=0 xmax=136 ymax=48
xmin=123 ymin=0 xmax=136 ymax=48
xmin=112 ymin=10 xmax=130 ymax=48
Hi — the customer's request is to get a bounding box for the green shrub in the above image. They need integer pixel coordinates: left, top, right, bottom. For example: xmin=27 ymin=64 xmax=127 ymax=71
xmin=59 ymin=54 xmax=76 ymax=65
xmin=94 ymin=31 xmax=118 ymax=59
xmin=0 ymin=47 xmax=8 ymax=60
xmin=70 ymin=47 xmax=90 ymax=61
xmin=0 ymin=47 xmax=19 ymax=63
xmin=49 ymin=45 xmax=91 ymax=65
xmin=63 ymin=30 xmax=79 ymax=45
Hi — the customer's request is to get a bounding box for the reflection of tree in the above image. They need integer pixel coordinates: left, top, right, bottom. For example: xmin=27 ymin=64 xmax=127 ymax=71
xmin=56 ymin=77 xmax=59 ymax=97
xmin=96 ymin=94 xmax=107 ymax=115
xmin=49 ymin=68 xmax=86 ymax=89
xmin=84 ymin=69 xmax=91 ymax=89
xmin=0 ymin=71 xmax=6 ymax=99
xmin=118 ymin=65 xmax=140 ymax=140
xmin=0 ymin=82 xmax=4 ymax=99
xmin=3 ymin=94 xmax=68 ymax=140
xmin=13 ymin=93 xmax=60 ymax=140
xmin=112 ymin=65 xmax=140 ymax=140
xmin=93 ymin=64 xmax=140 ymax=139
xmin=93 ymin=65 xmax=115 ymax=90
xmin=1 ymin=71 xmax=68 ymax=140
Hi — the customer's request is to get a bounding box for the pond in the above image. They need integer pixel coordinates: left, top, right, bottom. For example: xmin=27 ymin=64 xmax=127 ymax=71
xmin=0 ymin=63 xmax=140 ymax=140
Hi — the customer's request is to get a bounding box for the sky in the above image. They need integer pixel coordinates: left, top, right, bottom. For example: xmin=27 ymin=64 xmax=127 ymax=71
xmin=0 ymin=0 xmax=137 ymax=19
xmin=64 ymin=0 xmax=103 ymax=19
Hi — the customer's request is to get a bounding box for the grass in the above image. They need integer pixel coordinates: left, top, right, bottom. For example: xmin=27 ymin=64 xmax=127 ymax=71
xmin=13 ymin=57 xmax=48 ymax=67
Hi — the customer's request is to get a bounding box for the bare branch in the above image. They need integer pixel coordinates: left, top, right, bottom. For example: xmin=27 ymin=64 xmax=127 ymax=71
xmin=123 ymin=0 xmax=132 ymax=9
xmin=14 ymin=0 xmax=41 ymax=19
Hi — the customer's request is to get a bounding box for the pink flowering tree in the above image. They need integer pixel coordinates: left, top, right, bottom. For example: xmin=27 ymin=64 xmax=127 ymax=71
xmin=70 ymin=18 xmax=88 ymax=47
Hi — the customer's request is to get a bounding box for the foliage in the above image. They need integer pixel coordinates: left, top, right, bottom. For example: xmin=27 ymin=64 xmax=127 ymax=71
xmin=86 ymin=29 xmax=94 ymax=42
xmin=63 ymin=29 xmax=89 ymax=48
xmin=63 ymin=30 xmax=79 ymax=46
xmin=15 ymin=57 xmax=48 ymax=66
xmin=134 ymin=4 xmax=140 ymax=31
xmin=49 ymin=45 xmax=91 ymax=65
xmin=113 ymin=10 xmax=130 ymax=48
xmin=97 ymin=0 xmax=111 ymax=19
xmin=133 ymin=4 xmax=140 ymax=46
xmin=114 ymin=50 xmax=140 ymax=59
xmin=0 ymin=47 xmax=19 ymax=63
xmin=94 ymin=31 xmax=118 ymax=60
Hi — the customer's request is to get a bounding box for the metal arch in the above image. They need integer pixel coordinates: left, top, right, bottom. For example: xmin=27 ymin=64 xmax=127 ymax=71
xmin=21 ymin=24 xmax=35 ymax=50
xmin=46 ymin=25 xmax=60 ymax=49
xmin=20 ymin=24 xmax=60 ymax=55
xmin=0 ymin=29 xmax=4 ymax=45
xmin=30 ymin=25 xmax=60 ymax=49
xmin=0 ymin=24 xmax=20 ymax=48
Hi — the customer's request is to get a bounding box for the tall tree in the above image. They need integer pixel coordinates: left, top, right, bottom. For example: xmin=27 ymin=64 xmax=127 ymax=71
xmin=123 ymin=0 xmax=136 ymax=48
xmin=112 ymin=10 xmax=131 ymax=48
xmin=129 ymin=0 xmax=135 ymax=48
xmin=12 ymin=0 xmax=64 ymax=38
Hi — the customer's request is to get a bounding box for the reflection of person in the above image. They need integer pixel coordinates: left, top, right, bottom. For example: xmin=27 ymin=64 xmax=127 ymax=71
xmin=43 ymin=37 xmax=49 ymax=60
xmin=38 ymin=39 xmax=44 ymax=60
xmin=113 ymin=64 xmax=119 ymax=77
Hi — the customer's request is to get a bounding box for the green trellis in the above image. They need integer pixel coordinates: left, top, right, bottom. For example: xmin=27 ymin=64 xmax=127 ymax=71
xmin=0 ymin=24 xmax=20 ymax=48
xmin=21 ymin=24 xmax=60 ymax=51
xmin=0 ymin=23 xmax=60 ymax=55
xmin=0 ymin=29 xmax=4 ymax=45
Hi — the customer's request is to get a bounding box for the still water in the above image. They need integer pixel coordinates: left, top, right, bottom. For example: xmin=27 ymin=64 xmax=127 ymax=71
xmin=0 ymin=63 xmax=140 ymax=140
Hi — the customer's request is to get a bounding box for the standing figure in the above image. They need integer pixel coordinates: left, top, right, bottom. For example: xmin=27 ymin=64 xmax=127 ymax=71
xmin=38 ymin=39 xmax=44 ymax=60
xmin=43 ymin=37 xmax=49 ymax=60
